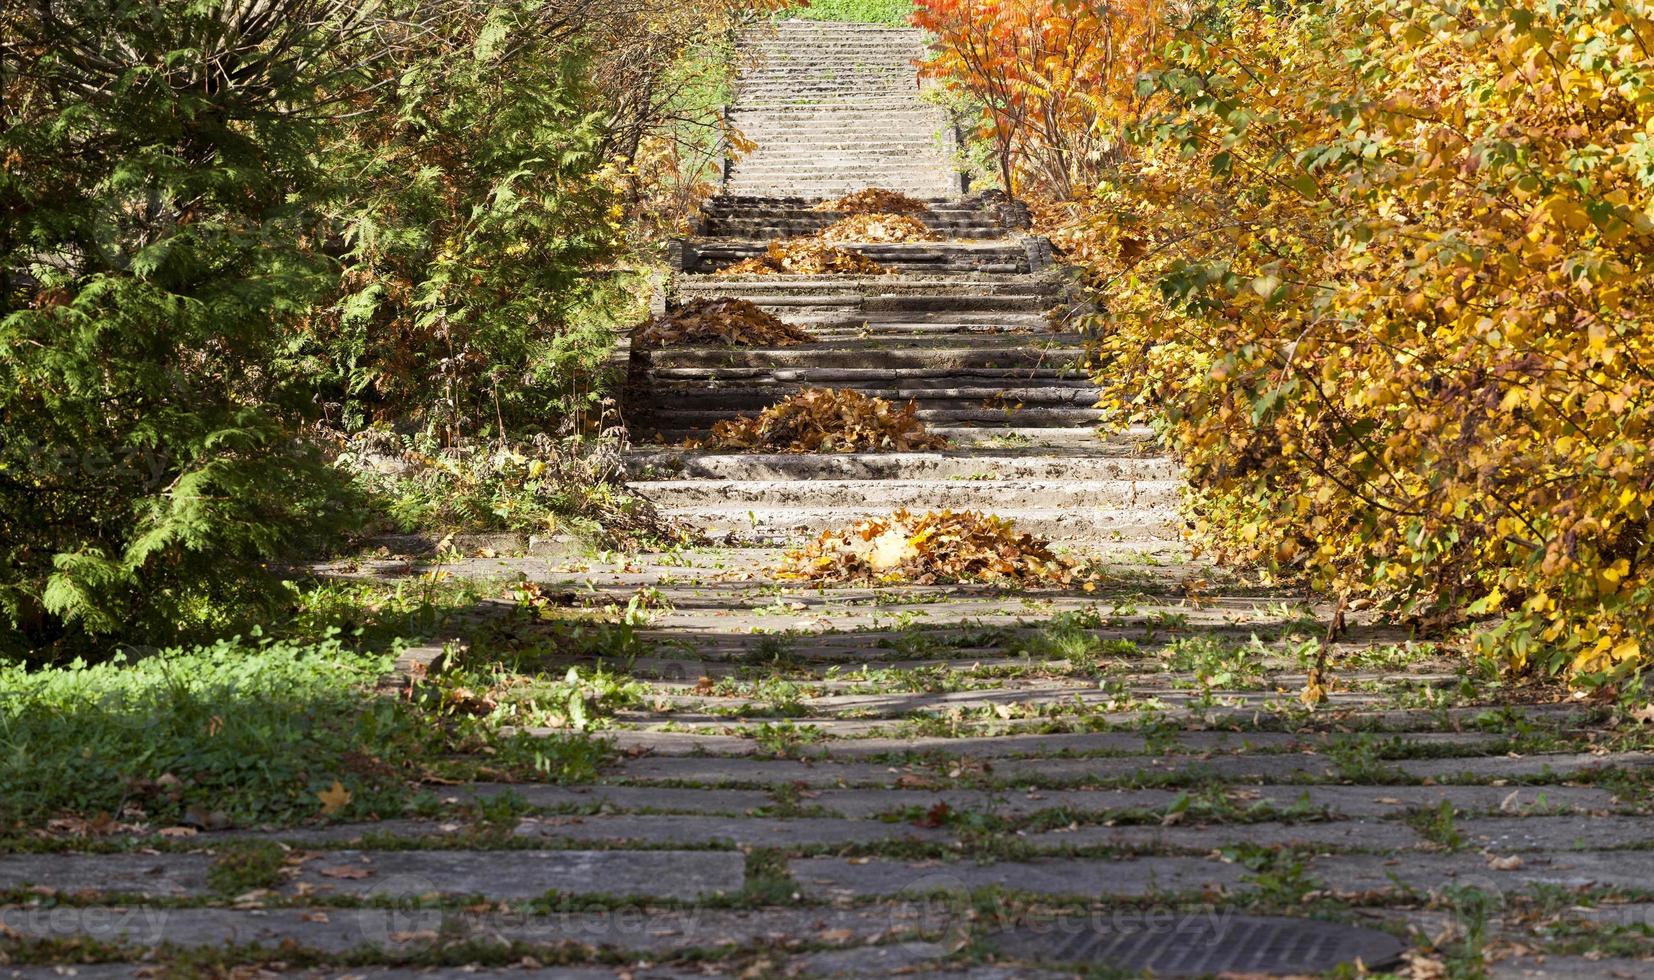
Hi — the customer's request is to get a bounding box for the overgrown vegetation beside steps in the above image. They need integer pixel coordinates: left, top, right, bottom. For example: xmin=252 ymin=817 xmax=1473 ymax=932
xmin=0 ymin=573 xmax=687 ymax=831
xmin=0 ymin=0 xmax=767 ymax=662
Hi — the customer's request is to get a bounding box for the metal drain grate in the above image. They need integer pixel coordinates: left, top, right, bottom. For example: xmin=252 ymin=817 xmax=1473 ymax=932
xmin=990 ymin=914 xmax=1407 ymax=976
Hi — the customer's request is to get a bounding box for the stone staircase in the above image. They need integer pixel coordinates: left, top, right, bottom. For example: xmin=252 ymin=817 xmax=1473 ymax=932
xmin=623 ymin=21 xmax=1182 ymax=548
xmin=724 ymin=20 xmax=960 ymax=199
xmin=9 ymin=20 xmax=1654 ymax=980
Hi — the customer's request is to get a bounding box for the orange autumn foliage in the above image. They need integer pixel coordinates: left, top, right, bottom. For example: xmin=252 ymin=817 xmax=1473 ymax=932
xmin=912 ymin=0 xmax=1166 ymax=198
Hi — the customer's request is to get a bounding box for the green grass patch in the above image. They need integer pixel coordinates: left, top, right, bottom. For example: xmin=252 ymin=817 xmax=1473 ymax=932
xmin=0 ymin=632 xmax=606 ymax=830
xmin=781 ymin=0 xmax=914 ymax=25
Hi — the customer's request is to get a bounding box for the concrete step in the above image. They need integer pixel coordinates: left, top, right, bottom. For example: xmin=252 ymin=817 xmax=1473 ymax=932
xmin=691 ymin=248 xmax=1026 ymax=275
xmin=624 ymin=447 xmax=1175 ymax=482
xmin=654 ymin=503 xmax=1183 ymax=545
xmin=727 ymin=179 xmax=960 ymax=198
xmin=632 ymin=385 xmax=1100 ymax=411
xmin=674 ymin=275 xmax=1057 ymax=302
xmin=640 ymin=425 xmax=1119 ymax=450
xmin=708 ymin=195 xmax=959 ymax=208
xmin=633 ymin=478 xmax=1182 ymax=511
xmin=639 ymin=367 xmax=1085 ymax=385
xmin=635 ymin=406 xmax=1107 ymax=427
xmin=701 ymin=222 xmax=1003 ymax=241
xmin=693 ymin=242 xmax=1025 ymax=260
xmin=636 ymin=344 xmax=1081 ymax=371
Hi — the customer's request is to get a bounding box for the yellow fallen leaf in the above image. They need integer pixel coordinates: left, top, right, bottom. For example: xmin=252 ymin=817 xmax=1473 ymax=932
xmin=317 ymin=780 xmax=352 ymax=816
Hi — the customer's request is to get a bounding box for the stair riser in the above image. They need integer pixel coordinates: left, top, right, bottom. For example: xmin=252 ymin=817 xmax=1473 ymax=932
xmin=638 ymin=368 xmax=1080 ymax=382
xmin=637 ymin=408 xmax=1107 ymax=427
xmin=663 ymin=509 xmax=1183 ymax=545
xmin=638 ymin=350 xmax=1077 ymax=370
xmin=637 ymin=480 xmax=1181 ymax=510
xmin=624 ymin=453 xmax=1177 ymax=482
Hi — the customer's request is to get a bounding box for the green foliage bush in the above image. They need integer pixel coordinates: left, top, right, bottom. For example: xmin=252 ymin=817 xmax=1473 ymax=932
xmin=340 ymin=430 xmax=683 ymax=548
xmin=308 ymin=6 xmax=629 ymax=433
xmin=0 ymin=1 xmax=358 ymax=657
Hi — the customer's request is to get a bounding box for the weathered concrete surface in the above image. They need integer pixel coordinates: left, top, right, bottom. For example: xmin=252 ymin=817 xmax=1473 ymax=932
xmin=512 ymin=813 xmax=951 ymax=847
xmin=0 ymin=903 xmax=933 ymax=956
xmin=605 ymin=752 xmax=1342 ymax=787
xmin=1454 ymin=814 xmax=1654 ymax=851
xmin=286 ymin=850 xmax=745 ymax=901
xmin=0 ymin=854 xmax=213 ymax=898
xmin=1311 ymin=851 xmax=1654 ymax=894
xmin=1491 ymin=955 xmax=1654 ymax=979
xmin=790 ymin=855 xmax=1250 ymax=899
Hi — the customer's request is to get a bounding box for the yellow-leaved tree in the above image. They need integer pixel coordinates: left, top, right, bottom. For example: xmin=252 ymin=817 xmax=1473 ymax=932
xmin=1080 ymin=0 xmax=1654 ymax=682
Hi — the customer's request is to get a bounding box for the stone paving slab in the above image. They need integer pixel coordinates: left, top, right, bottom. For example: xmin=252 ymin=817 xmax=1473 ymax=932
xmin=787 ymin=940 xmax=950 ymax=976
xmin=1455 ymin=814 xmax=1654 ymax=851
xmin=0 ymin=851 xmax=744 ymax=904
xmin=447 ymin=783 xmax=775 ymax=814
xmin=805 ymin=783 xmax=1624 ymax=819
xmin=1395 ymin=751 xmax=1654 ymax=781
xmin=1311 ymin=851 xmax=1654 ymax=895
xmin=286 ymin=850 xmax=744 ymax=901
xmin=0 ymin=903 xmax=933 ymax=956
xmin=0 ymin=854 xmax=213 ymax=898
xmin=602 ymin=728 xmax=1503 ymax=760
xmin=790 ymin=855 xmax=1248 ymax=899
xmin=604 ymin=752 xmax=1342 ymax=787
xmin=660 ymin=687 xmax=1407 ymax=718
xmin=502 ymin=811 xmax=1429 ymax=853
xmin=1573 ymin=903 xmax=1654 ymax=930
xmin=1 ymin=968 xmax=704 ymax=980
xmin=511 ymin=813 xmax=952 ymax=847
xmin=1491 ymin=955 xmax=1654 ymax=978
xmin=1023 ymin=818 xmax=1425 ymax=853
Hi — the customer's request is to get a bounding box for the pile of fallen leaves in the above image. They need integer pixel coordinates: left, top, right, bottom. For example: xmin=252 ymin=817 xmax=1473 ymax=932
xmin=633 ymin=298 xmax=814 ymax=348
xmin=817 ymin=213 xmax=940 ymax=244
xmin=715 ymin=241 xmax=886 ymax=277
xmin=775 ymin=509 xmax=1079 ymax=586
xmin=816 ymin=188 xmax=931 ymax=215
xmin=692 ymin=388 xmax=948 ymax=453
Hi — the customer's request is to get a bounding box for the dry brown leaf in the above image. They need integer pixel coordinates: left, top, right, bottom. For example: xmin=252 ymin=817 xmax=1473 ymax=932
xmin=689 ymin=388 xmax=947 ymax=454
xmin=817 ymin=213 xmax=939 ymax=244
xmin=317 ymin=864 xmax=374 ymax=879
xmin=774 ymin=508 xmax=1080 ymax=587
xmin=814 ymin=188 xmax=931 ymax=214
xmin=634 ymin=298 xmax=814 ymax=349
xmin=715 ymin=241 xmax=886 ymax=277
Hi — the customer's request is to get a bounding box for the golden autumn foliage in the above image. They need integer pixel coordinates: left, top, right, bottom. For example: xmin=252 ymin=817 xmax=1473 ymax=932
xmin=1077 ymin=0 xmax=1654 ymax=681
xmin=814 ymin=188 xmax=931 ymax=214
xmin=714 ymin=240 xmax=887 ymax=275
xmin=776 ymin=509 xmax=1077 ymax=585
xmin=691 ymin=387 xmax=948 ymax=452
xmin=817 ymin=213 xmax=941 ymax=243
xmin=633 ymin=298 xmax=814 ymax=348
